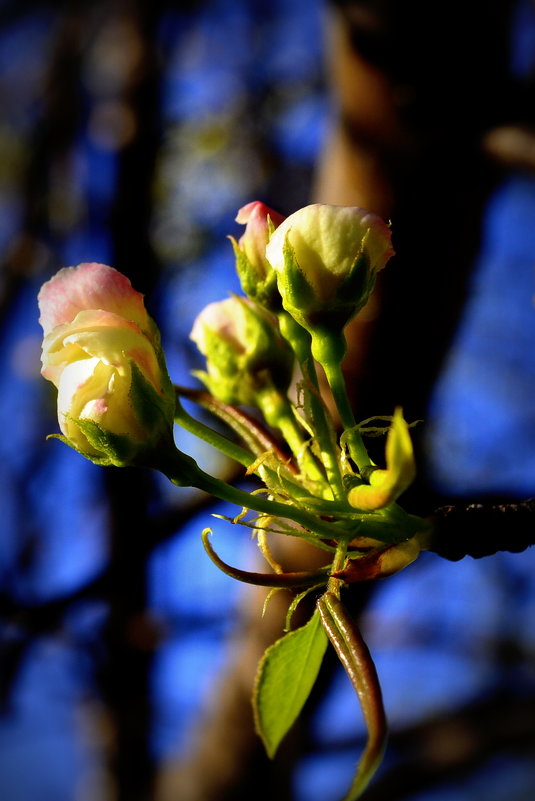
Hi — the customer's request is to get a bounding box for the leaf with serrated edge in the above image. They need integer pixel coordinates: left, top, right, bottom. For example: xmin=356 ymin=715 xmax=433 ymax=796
xmin=253 ymin=609 xmax=328 ymax=758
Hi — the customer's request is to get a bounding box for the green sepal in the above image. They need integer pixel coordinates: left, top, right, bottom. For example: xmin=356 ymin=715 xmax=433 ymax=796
xmin=231 ymin=235 xmax=259 ymax=297
xmin=202 ymin=325 xmax=241 ymax=377
xmin=46 ymin=432 xmax=113 ymax=462
xmin=230 ymin=237 xmax=280 ymax=310
xmin=279 ymin=237 xmax=316 ymax=315
xmin=70 ymin=418 xmax=136 ymax=466
xmin=129 ymin=359 xmax=174 ymax=434
xmin=334 ymin=250 xmax=373 ymax=316
xmin=253 ymin=609 xmax=328 ymax=758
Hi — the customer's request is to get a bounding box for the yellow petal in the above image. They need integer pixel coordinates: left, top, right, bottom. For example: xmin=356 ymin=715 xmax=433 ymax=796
xmin=348 ymin=408 xmax=415 ymax=511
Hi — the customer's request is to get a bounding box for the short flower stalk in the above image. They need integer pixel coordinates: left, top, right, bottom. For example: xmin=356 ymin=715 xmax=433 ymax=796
xmin=38 ymin=202 xmax=430 ymax=801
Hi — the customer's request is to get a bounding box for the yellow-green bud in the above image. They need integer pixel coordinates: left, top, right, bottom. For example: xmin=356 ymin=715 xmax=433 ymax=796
xmin=190 ymin=295 xmax=294 ymax=406
xmin=265 ymin=203 xmax=394 ymax=334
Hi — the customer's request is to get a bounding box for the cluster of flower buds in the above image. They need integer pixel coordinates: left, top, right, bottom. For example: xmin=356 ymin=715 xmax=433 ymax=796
xmin=189 ymin=199 xmax=415 ymax=509
xmin=231 ymin=201 xmax=393 ymax=364
xmin=38 ymin=201 xmax=416 ymax=520
xmin=38 ymin=202 xmax=428 ymax=801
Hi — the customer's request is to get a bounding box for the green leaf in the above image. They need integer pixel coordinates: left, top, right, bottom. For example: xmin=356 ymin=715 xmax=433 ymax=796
xmin=253 ymin=609 xmax=328 ymax=758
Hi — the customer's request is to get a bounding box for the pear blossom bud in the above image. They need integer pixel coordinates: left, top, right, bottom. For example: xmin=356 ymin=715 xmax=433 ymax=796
xmin=39 ymin=263 xmax=176 ymax=467
xmin=229 ymin=201 xmax=286 ymax=309
xmin=348 ymin=408 xmax=416 ymax=511
xmin=265 ymin=203 xmax=394 ymax=334
xmin=190 ymin=295 xmax=294 ymax=406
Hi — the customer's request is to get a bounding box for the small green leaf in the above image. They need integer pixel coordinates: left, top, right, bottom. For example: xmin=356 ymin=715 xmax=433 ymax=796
xmin=253 ymin=609 xmax=328 ymax=758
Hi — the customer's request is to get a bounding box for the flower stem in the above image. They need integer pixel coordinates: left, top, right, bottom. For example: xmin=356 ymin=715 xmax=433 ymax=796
xmin=174 ymin=395 xmax=256 ymax=470
xmin=322 ymin=358 xmax=371 ymax=472
xmin=278 ymin=313 xmax=345 ymax=499
xmin=157 ymin=447 xmax=349 ymax=542
xmin=256 ymin=387 xmax=326 ymax=484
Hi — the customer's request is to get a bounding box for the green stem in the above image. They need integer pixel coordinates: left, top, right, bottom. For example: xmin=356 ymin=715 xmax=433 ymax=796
xmin=313 ymin=334 xmax=372 ymax=471
xmin=305 ymin=359 xmax=345 ymax=500
xmin=256 ymin=388 xmax=326 ymax=484
xmin=176 ymin=387 xmax=300 ymax=472
xmin=323 ymin=360 xmax=355 ymax=431
xmin=175 ymin=392 xmax=314 ymax=503
xmin=174 ymin=395 xmax=256 ymax=470
xmin=308 ymin=329 xmax=370 ymax=472
xmin=322 ymin=357 xmax=370 ymax=472
xmin=328 ymin=541 xmax=348 ymax=597
xmin=157 ymin=447 xmax=349 ymax=542
xmin=278 ymin=313 xmax=345 ymax=499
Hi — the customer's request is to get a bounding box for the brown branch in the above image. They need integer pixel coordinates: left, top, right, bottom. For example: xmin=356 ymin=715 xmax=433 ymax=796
xmin=428 ymin=498 xmax=535 ymax=561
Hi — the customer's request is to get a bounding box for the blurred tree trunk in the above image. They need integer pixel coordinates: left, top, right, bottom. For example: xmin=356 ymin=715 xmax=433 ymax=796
xmin=101 ymin=2 xmax=164 ymax=800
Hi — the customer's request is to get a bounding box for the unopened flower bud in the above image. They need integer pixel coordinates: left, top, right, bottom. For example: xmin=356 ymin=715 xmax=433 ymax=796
xmin=190 ymin=295 xmax=294 ymax=406
xmin=265 ymin=203 xmax=394 ymax=334
xmin=230 ymin=201 xmax=286 ymax=309
xmin=39 ymin=263 xmax=175 ymax=466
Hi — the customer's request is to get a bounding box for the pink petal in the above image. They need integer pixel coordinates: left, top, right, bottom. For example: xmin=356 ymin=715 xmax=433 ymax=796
xmin=235 ymin=201 xmax=285 ymax=228
xmin=38 ymin=263 xmax=149 ymax=336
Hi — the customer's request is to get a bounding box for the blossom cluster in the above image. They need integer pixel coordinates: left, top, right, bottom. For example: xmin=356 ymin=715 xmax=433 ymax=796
xmin=38 ymin=201 xmax=427 ymax=801
xmin=38 ymin=201 xmax=396 ymax=479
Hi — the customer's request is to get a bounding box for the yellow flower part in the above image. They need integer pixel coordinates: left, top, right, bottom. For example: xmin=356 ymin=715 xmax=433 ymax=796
xmin=348 ymin=408 xmax=416 ymax=511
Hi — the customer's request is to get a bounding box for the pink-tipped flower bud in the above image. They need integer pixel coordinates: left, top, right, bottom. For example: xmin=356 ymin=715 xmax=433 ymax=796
xmin=230 ymin=201 xmax=286 ymax=309
xmin=39 ymin=263 xmax=175 ymax=466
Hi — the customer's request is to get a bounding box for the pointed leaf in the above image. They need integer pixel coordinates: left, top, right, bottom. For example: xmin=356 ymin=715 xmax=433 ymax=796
xmin=253 ymin=610 xmax=328 ymax=758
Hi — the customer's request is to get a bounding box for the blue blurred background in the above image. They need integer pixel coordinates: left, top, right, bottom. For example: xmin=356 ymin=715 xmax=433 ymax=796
xmin=1 ymin=1 xmax=535 ymax=800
